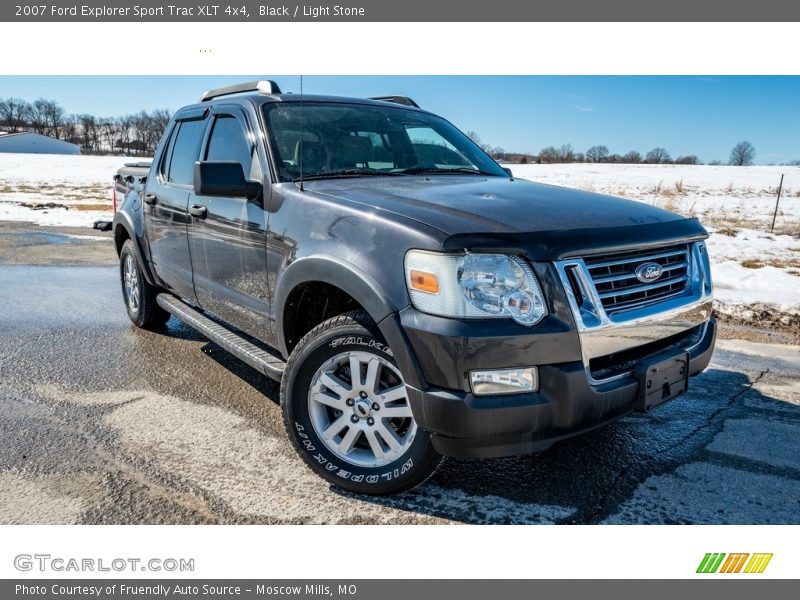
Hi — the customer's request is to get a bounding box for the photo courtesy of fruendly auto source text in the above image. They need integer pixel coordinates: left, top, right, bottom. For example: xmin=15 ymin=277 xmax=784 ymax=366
xmin=0 ymin=0 xmax=798 ymax=595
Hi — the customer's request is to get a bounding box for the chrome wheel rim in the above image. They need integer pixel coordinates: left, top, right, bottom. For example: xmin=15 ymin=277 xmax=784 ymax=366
xmin=123 ymin=254 xmax=140 ymax=314
xmin=308 ymin=350 xmax=416 ymax=468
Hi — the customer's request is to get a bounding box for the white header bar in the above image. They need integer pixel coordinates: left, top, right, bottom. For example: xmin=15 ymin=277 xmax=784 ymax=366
xmin=0 ymin=23 xmax=798 ymax=75
xmin=0 ymin=525 xmax=793 ymax=579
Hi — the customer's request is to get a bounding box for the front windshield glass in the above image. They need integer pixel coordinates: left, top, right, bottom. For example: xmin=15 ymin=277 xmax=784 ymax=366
xmin=264 ymin=102 xmax=507 ymax=182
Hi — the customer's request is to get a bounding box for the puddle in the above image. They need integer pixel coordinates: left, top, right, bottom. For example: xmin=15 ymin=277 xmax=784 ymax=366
xmin=4 ymin=230 xmax=73 ymax=245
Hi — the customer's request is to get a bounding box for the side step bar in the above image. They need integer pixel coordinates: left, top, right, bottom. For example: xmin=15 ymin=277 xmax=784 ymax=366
xmin=157 ymin=293 xmax=285 ymax=381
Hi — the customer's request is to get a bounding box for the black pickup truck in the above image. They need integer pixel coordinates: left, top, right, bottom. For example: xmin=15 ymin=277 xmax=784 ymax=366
xmin=112 ymin=80 xmax=715 ymax=494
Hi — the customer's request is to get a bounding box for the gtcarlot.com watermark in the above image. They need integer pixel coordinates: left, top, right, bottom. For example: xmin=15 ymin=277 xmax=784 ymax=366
xmin=14 ymin=554 xmax=195 ymax=573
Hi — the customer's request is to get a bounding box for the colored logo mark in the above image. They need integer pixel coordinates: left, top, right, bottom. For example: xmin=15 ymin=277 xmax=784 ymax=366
xmin=697 ymin=553 xmax=773 ymax=574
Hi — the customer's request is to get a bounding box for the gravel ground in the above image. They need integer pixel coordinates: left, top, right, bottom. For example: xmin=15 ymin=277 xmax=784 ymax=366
xmin=0 ymin=224 xmax=798 ymax=524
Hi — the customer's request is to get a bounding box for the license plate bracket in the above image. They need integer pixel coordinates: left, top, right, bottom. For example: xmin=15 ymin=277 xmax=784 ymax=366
xmin=633 ymin=351 xmax=689 ymax=412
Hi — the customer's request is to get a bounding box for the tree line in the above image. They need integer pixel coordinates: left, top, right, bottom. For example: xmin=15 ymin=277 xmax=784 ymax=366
xmin=0 ymin=98 xmax=786 ymax=167
xmin=467 ymin=132 xmax=780 ymax=167
xmin=0 ymin=96 xmax=170 ymax=155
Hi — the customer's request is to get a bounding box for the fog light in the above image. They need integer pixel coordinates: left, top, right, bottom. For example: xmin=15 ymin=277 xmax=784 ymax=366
xmin=470 ymin=367 xmax=538 ymax=396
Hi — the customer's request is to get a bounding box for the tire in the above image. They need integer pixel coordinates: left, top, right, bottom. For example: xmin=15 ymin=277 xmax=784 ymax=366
xmin=119 ymin=239 xmax=170 ymax=328
xmin=281 ymin=310 xmax=441 ymax=495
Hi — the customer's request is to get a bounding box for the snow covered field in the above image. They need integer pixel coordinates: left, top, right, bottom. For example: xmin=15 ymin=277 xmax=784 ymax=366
xmin=1 ymin=154 xmax=798 ymax=313
xmin=510 ymin=164 xmax=800 ymax=314
xmin=0 ymin=154 xmax=134 ymax=227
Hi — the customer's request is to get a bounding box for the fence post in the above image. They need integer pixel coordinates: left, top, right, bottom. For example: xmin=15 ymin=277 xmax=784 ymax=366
xmin=770 ymin=174 xmax=784 ymax=233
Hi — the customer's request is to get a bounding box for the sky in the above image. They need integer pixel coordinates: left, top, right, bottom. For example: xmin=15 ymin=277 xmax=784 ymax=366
xmin=0 ymin=75 xmax=798 ymax=164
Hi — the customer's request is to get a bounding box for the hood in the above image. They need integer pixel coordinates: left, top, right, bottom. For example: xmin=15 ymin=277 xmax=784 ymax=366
xmin=304 ymin=175 xmax=707 ymax=259
xmin=304 ymin=175 xmax=684 ymax=236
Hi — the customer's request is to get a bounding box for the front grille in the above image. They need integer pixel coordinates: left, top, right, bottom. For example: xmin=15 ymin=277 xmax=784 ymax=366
xmin=583 ymin=243 xmax=691 ymax=314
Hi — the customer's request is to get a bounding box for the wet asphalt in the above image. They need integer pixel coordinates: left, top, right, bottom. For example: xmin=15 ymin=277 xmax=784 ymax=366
xmin=1 ymin=261 xmax=799 ymax=524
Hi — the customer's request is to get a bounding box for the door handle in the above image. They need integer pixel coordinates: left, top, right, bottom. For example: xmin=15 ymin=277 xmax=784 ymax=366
xmin=143 ymin=193 xmax=157 ymax=205
xmin=189 ymin=204 xmax=208 ymax=219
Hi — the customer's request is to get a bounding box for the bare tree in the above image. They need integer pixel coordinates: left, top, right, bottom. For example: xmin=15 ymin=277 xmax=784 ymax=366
xmin=675 ymin=155 xmax=699 ymax=165
xmin=466 ymin=129 xmax=503 ymax=156
xmin=586 ymin=145 xmax=610 ymax=163
xmin=116 ymin=115 xmax=134 ymax=154
xmin=622 ymin=151 xmax=642 ymax=164
xmin=25 ymin=99 xmax=50 ymax=134
xmin=538 ymin=146 xmax=560 ymax=163
xmin=729 ymin=141 xmax=755 ymax=166
xmin=558 ymin=144 xmax=575 ymax=163
xmin=645 ymin=147 xmax=672 ymax=164
xmin=78 ymin=113 xmax=100 ymax=152
xmin=99 ymin=119 xmax=118 ymax=153
xmin=36 ymin=99 xmax=66 ymax=139
xmin=62 ymin=114 xmax=79 ymax=144
xmin=466 ymin=130 xmax=483 ymax=146
xmin=0 ymin=97 xmax=29 ymax=131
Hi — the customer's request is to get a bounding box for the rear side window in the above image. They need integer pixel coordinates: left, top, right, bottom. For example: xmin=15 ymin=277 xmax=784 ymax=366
xmin=166 ymin=119 xmax=206 ymax=186
xmin=205 ymin=115 xmax=254 ymax=176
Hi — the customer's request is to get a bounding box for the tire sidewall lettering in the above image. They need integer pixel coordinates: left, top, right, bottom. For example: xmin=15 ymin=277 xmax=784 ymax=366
xmin=296 ymin=421 xmax=413 ymax=484
xmin=329 ymin=336 xmax=394 ymax=357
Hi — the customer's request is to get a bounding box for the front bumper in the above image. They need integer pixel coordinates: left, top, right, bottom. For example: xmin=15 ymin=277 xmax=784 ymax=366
xmin=386 ymin=240 xmax=716 ymax=459
xmin=406 ymin=316 xmax=716 ymax=459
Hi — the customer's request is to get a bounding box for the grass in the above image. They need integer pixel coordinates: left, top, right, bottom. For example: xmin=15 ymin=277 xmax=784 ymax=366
xmin=740 ymin=259 xmax=763 ymax=269
xmin=717 ymin=226 xmax=739 ymax=237
xmin=655 ymin=195 xmax=680 ymax=213
xmin=741 ymin=257 xmax=800 ymax=271
xmin=70 ymin=203 xmax=109 ymax=212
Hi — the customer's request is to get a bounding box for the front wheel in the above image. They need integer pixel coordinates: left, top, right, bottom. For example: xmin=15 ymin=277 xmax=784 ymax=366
xmin=281 ymin=311 xmax=441 ymax=495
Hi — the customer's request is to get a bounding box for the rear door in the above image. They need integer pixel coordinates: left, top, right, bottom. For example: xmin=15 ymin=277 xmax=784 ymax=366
xmin=144 ymin=110 xmax=208 ymax=301
xmin=187 ymin=104 xmax=271 ymax=339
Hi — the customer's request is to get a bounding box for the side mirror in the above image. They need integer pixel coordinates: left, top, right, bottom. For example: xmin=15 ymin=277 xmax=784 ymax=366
xmin=194 ymin=161 xmax=262 ymax=201
xmin=502 ymin=167 xmax=514 ymax=178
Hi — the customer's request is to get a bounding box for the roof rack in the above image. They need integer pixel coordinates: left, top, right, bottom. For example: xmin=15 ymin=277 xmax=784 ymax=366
xmin=200 ymin=80 xmax=282 ymax=102
xmin=369 ymin=95 xmax=420 ymax=108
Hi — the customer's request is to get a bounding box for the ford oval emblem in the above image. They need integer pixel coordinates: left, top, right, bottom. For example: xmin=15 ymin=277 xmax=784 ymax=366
xmin=635 ymin=262 xmax=664 ymax=283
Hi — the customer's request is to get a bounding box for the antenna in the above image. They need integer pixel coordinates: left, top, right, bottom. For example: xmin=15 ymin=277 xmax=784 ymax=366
xmin=299 ymin=74 xmax=305 ymax=192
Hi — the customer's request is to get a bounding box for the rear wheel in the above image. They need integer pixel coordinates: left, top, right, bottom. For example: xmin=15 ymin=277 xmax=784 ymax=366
xmin=119 ymin=239 xmax=170 ymax=328
xmin=281 ymin=311 xmax=441 ymax=494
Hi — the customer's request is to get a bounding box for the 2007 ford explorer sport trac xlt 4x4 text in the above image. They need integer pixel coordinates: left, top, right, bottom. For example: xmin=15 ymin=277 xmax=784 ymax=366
xmin=112 ymin=80 xmax=715 ymax=494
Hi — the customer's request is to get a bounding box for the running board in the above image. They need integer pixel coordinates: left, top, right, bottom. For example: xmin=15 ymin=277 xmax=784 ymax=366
xmin=157 ymin=293 xmax=285 ymax=381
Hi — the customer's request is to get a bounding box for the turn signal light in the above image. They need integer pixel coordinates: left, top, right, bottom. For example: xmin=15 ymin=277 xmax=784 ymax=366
xmin=409 ymin=270 xmax=440 ymax=294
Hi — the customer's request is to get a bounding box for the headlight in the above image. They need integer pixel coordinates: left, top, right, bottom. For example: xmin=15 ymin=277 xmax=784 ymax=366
xmin=405 ymin=250 xmax=547 ymax=326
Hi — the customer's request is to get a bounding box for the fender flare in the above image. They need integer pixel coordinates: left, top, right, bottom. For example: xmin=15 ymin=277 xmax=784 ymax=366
xmin=274 ymin=256 xmax=426 ymax=389
xmin=112 ymin=212 xmax=158 ymax=286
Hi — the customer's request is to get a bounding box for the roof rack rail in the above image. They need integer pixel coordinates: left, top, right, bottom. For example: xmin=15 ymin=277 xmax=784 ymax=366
xmin=369 ymin=95 xmax=420 ymax=108
xmin=200 ymin=80 xmax=282 ymax=102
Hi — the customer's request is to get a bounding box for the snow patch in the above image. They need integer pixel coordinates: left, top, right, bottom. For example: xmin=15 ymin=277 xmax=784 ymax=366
xmin=712 ymin=261 xmax=800 ymax=310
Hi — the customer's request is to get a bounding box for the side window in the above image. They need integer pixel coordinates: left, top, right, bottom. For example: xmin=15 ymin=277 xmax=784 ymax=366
xmin=167 ymin=119 xmax=206 ymax=186
xmin=205 ymin=115 xmax=254 ymax=177
xmin=160 ymin=124 xmax=178 ymax=179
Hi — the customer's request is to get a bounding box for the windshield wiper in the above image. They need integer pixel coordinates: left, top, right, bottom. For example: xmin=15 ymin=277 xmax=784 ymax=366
xmin=293 ymin=168 xmax=405 ymax=182
xmin=398 ymin=166 xmax=498 ymax=176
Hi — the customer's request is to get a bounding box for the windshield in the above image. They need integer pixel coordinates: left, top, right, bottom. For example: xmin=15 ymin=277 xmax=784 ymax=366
xmin=263 ymin=102 xmax=507 ymax=182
